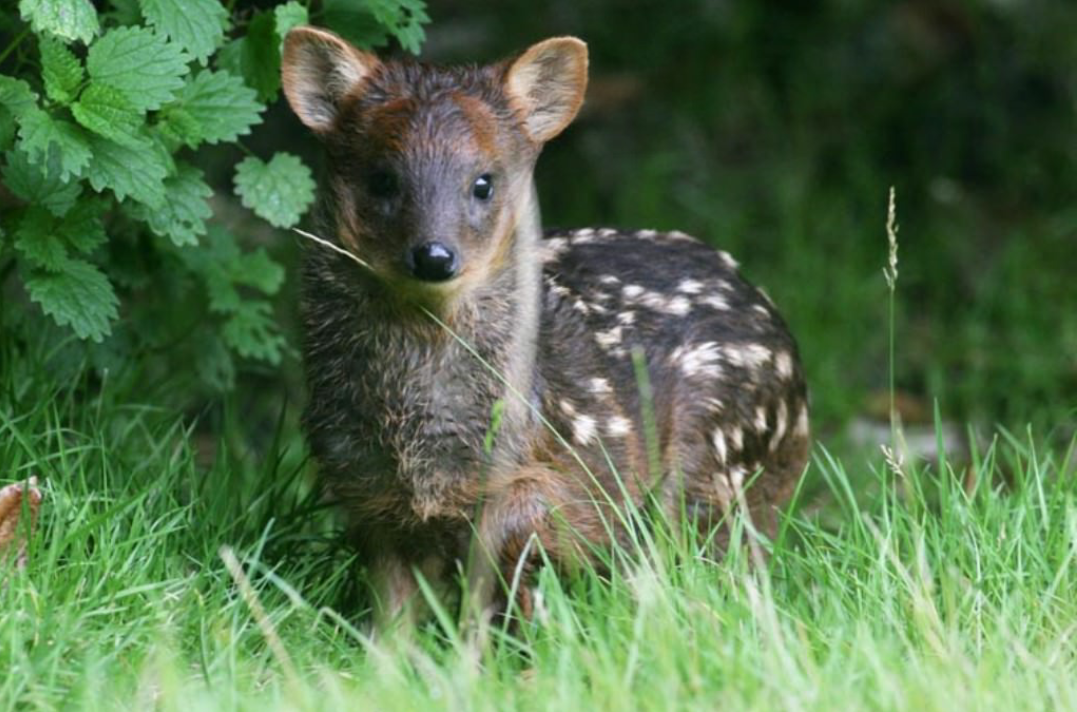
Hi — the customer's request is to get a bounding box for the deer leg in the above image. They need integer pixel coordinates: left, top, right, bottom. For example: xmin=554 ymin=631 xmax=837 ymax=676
xmin=466 ymin=468 xmax=599 ymax=626
xmin=368 ymin=552 xmax=445 ymax=639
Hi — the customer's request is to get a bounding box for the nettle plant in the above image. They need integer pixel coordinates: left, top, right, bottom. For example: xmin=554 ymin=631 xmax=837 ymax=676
xmin=0 ymin=0 xmax=429 ymax=390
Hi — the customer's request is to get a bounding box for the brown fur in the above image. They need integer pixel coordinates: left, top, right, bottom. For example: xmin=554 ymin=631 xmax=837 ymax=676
xmin=281 ymin=27 xmax=811 ymax=633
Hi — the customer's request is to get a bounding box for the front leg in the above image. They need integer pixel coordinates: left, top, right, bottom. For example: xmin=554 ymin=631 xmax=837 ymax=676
xmin=465 ymin=467 xmax=602 ymax=626
xmin=367 ymin=552 xmax=446 ymax=639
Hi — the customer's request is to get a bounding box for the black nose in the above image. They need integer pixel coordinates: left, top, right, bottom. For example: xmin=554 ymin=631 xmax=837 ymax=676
xmin=409 ymin=242 xmax=458 ymax=282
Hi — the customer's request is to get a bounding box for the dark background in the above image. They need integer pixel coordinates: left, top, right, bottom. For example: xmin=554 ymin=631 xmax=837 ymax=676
xmin=251 ymin=0 xmax=1076 ymax=446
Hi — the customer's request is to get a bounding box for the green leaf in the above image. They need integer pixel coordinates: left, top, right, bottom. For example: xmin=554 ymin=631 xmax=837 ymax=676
xmin=14 ymin=207 xmax=70 ymax=271
xmin=131 ymin=162 xmax=212 ymax=246
xmin=59 ymin=198 xmax=108 ymax=254
xmin=16 ymin=109 xmax=93 ymax=181
xmin=231 ymin=247 xmax=284 ymax=295
xmin=71 ymin=83 xmax=146 ymax=147
xmin=39 ymin=37 xmax=85 ymax=104
xmin=19 ymin=0 xmax=100 ymax=45
xmin=86 ymin=26 xmax=191 ymax=111
xmin=0 ymin=76 xmax=40 ymax=120
xmin=233 ymin=152 xmax=315 ymax=229
xmin=322 ymin=0 xmax=391 ymax=50
xmin=273 ymin=2 xmax=308 ymax=47
xmin=158 ymin=69 xmax=262 ymax=148
xmin=85 ymin=134 xmax=168 ymax=207
xmin=3 ymin=149 xmax=82 ymax=216
xmin=371 ymin=0 xmax=429 ymax=55
xmin=140 ymin=0 xmax=228 ymax=65
xmin=220 ymin=11 xmax=280 ymax=102
xmin=23 ymin=257 xmax=119 ymax=342
xmin=222 ymin=300 xmax=285 ymax=364
xmin=0 ymin=108 xmax=15 ymax=152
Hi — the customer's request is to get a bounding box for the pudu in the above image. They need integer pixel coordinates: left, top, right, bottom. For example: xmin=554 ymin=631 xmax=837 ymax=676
xmin=281 ymin=26 xmax=810 ymax=631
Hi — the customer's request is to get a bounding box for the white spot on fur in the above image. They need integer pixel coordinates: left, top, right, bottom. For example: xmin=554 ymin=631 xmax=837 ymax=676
xmin=699 ymin=294 xmax=729 ymax=310
xmin=598 ymin=228 xmax=618 ymax=238
xmin=623 ymin=284 xmax=644 ymax=299
xmin=599 ymin=274 xmax=620 ymax=285
xmin=705 ymin=397 xmax=724 ymax=412
xmin=754 ymin=406 xmax=768 ymax=433
xmin=712 ymin=428 xmax=728 ymax=464
xmin=588 ymin=377 xmax=611 ymax=394
xmin=606 ymin=416 xmax=632 ymax=437
xmin=573 ymin=228 xmax=595 ymax=238
xmin=671 ymin=341 xmax=722 ymax=379
xmin=595 ymin=325 xmax=623 ymax=348
xmin=638 ymin=290 xmax=692 ymax=316
xmin=758 ymin=287 xmax=776 ymax=306
xmin=540 ymin=238 xmax=568 ymax=261
xmin=794 ymin=403 xmax=810 ymax=438
xmin=729 ymin=465 xmax=747 ymax=489
xmin=559 ymin=399 xmax=576 ymax=416
xmin=719 ymin=251 xmax=740 ymax=269
xmin=729 ymin=426 xmax=744 ymax=451
xmin=668 ymin=230 xmax=693 ymax=241
xmin=722 ymin=343 xmax=772 ymax=369
xmin=667 ymin=295 xmax=692 ymax=316
xmin=636 ymin=229 xmax=658 ymax=239
xmin=769 ymin=400 xmax=789 ymax=452
xmin=573 ymin=300 xmax=591 ymax=315
xmin=753 ymin=304 xmax=771 ymax=319
xmin=573 ymin=415 xmax=597 ymax=445
xmin=775 ymin=351 xmax=794 ymax=379
xmin=677 ymin=278 xmax=704 ymax=294
xmin=617 ymin=311 xmax=636 ymax=326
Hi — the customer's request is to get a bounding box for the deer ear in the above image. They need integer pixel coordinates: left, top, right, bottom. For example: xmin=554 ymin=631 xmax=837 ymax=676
xmin=281 ymin=26 xmax=380 ymax=133
xmin=504 ymin=37 xmax=588 ymax=144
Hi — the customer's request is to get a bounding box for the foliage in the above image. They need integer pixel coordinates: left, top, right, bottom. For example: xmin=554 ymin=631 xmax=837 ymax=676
xmin=0 ymin=0 xmax=430 ymax=391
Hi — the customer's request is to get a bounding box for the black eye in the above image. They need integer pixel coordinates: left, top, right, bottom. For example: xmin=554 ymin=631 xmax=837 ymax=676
xmin=472 ymin=173 xmax=493 ymax=201
xmin=367 ymin=170 xmax=399 ymax=199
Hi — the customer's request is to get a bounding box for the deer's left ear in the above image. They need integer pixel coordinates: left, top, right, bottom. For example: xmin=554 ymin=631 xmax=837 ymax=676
xmin=503 ymin=37 xmax=588 ymax=144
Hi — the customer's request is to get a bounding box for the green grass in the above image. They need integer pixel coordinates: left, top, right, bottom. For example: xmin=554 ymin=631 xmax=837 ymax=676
xmin=3 ymin=359 xmax=1076 ymax=710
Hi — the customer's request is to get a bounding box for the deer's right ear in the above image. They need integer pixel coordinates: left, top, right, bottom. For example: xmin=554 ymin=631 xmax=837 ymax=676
xmin=281 ymin=27 xmax=380 ymax=133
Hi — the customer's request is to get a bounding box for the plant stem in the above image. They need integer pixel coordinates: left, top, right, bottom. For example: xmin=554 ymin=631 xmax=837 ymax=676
xmin=0 ymin=28 xmax=31 ymax=68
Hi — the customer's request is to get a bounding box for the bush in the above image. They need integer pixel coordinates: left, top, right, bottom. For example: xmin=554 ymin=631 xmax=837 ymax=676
xmin=0 ymin=0 xmax=429 ymax=392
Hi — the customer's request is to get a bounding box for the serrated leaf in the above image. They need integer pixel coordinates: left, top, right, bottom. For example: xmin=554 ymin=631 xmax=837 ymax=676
xmin=159 ymin=70 xmax=262 ymax=148
xmin=0 ymin=76 xmax=40 ymax=120
xmin=3 ymin=149 xmax=82 ymax=216
xmin=140 ymin=0 xmax=228 ymax=65
xmin=222 ymin=300 xmax=284 ymax=364
xmin=370 ymin=0 xmax=429 ymax=55
xmin=24 ymin=258 xmax=119 ymax=342
xmin=39 ymin=37 xmax=85 ymax=104
xmin=273 ymin=2 xmax=308 ymax=47
xmin=72 ymin=83 xmax=146 ymax=147
xmin=229 ymin=11 xmax=280 ymax=102
xmin=19 ymin=0 xmax=100 ymax=44
xmin=85 ymin=134 xmax=168 ymax=207
xmin=16 ymin=108 xmax=92 ymax=181
xmin=59 ymin=199 xmax=108 ymax=254
xmin=14 ymin=207 xmax=70 ymax=271
xmin=131 ymin=162 xmax=212 ymax=246
xmin=233 ymin=153 xmax=315 ymax=229
xmin=230 ymin=248 xmax=284 ymax=295
xmin=86 ymin=26 xmax=190 ymax=111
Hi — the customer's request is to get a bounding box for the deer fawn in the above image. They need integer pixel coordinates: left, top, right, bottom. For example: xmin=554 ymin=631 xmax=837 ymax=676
xmin=281 ymin=26 xmax=810 ymax=632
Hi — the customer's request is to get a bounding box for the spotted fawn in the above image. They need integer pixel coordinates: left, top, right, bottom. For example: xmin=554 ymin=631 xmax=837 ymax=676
xmin=281 ymin=26 xmax=810 ymax=631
